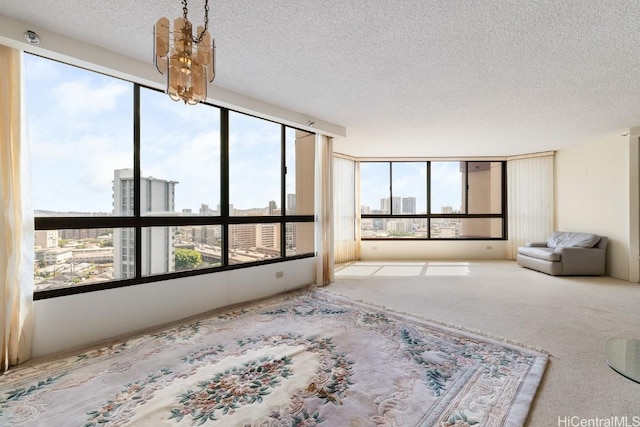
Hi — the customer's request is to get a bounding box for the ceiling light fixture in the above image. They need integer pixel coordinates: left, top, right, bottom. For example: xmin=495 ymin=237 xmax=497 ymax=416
xmin=154 ymin=0 xmax=216 ymax=105
xmin=24 ymin=30 xmax=40 ymax=45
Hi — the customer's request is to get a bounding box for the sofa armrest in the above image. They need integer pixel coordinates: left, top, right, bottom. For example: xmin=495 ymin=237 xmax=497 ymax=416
xmin=555 ymin=246 xmax=606 ymax=275
xmin=525 ymin=242 xmax=547 ymax=247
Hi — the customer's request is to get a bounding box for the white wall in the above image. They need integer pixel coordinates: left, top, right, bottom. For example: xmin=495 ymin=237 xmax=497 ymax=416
xmin=554 ymin=134 xmax=630 ymax=280
xmin=360 ymin=240 xmax=506 ymax=260
xmin=32 ymin=258 xmax=316 ymax=358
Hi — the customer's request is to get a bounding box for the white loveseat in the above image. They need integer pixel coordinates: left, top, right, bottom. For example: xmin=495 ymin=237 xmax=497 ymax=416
xmin=517 ymin=231 xmax=608 ymax=276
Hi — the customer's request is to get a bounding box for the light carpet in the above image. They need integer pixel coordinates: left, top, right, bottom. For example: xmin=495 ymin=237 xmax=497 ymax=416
xmin=0 ymin=289 xmax=547 ymax=426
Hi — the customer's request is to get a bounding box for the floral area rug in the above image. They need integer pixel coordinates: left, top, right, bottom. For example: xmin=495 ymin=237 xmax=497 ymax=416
xmin=0 ymin=289 xmax=547 ymax=426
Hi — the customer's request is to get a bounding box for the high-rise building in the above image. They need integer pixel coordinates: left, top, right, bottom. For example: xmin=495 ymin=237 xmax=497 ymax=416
xmin=287 ymin=193 xmax=296 ymax=214
xmin=112 ymin=169 xmax=178 ymax=278
xmin=59 ymin=228 xmax=110 ymax=240
xmin=34 ymin=230 xmax=59 ymax=249
xmin=402 ymin=197 xmax=416 ymax=214
xmin=256 ymin=223 xmax=280 ymax=252
xmin=380 ymin=196 xmax=402 ymax=214
xmin=200 ymin=204 xmax=217 ymax=215
xmin=193 ymin=225 xmax=221 ymax=246
xmin=268 ymin=200 xmax=277 ymax=215
xmin=229 ymin=224 xmax=257 ymax=249
xmin=381 ymin=196 xmax=416 ymax=214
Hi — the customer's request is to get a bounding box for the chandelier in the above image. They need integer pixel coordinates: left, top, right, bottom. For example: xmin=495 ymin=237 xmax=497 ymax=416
xmin=154 ymin=0 xmax=216 ymax=104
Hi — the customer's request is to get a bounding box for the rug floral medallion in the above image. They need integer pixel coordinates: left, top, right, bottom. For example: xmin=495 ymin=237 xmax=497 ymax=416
xmin=0 ymin=290 xmax=547 ymax=426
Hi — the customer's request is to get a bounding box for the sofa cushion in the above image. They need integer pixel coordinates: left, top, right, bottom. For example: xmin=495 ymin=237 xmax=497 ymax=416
xmin=517 ymin=246 xmax=560 ymax=261
xmin=546 ymin=231 xmax=600 ymax=249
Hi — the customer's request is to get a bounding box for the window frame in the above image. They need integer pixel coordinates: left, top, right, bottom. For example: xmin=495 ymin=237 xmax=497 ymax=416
xmin=360 ymin=160 xmax=507 ymax=240
xmin=30 ymin=56 xmax=315 ymax=300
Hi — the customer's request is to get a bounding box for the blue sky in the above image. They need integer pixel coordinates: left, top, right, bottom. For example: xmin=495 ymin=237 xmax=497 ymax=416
xmin=25 ymin=54 xmax=289 ymax=214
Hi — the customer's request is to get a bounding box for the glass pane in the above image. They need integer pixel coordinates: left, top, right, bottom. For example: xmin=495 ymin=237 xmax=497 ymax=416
xmin=136 ymin=226 xmax=174 ymax=276
xmin=34 ymin=228 xmax=131 ymax=291
xmin=461 ymin=218 xmax=502 ymax=238
xmin=431 ymin=161 xmax=465 ymax=214
xmin=112 ymin=228 xmax=137 ymax=278
xmin=140 ymin=226 xmax=221 ymax=276
xmin=175 ymin=225 xmax=222 ymax=271
xmin=229 ymin=112 xmax=281 ymax=216
xmin=177 ymin=225 xmax=222 ymax=269
xmin=430 ymin=218 xmax=462 ymax=238
xmin=360 ymin=162 xmax=390 ymax=214
xmin=286 ymin=128 xmax=315 ymax=215
xmin=431 ymin=218 xmax=502 ymax=238
xmin=468 ymin=162 xmax=503 ymax=214
xmin=229 ymin=223 xmax=282 ymax=265
xmin=140 ymin=88 xmax=221 ymax=216
xmin=391 ymin=162 xmax=427 ymax=215
xmin=361 ymin=217 xmax=383 ymax=238
xmin=285 ymin=222 xmax=314 ymax=256
xmin=361 ymin=218 xmax=428 ymax=238
xmin=24 ymin=54 xmax=133 ymax=217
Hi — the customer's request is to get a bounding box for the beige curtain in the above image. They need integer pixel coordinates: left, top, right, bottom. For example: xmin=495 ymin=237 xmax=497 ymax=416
xmin=506 ymin=153 xmax=554 ymax=259
xmin=0 ymin=45 xmax=34 ymax=371
xmin=333 ymin=156 xmax=359 ymax=263
xmin=316 ymin=135 xmax=333 ymax=286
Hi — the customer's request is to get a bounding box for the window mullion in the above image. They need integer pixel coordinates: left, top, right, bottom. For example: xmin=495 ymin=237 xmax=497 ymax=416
xmin=134 ymin=84 xmax=142 ymax=279
xmin=427 ymin=161 xmax=431 ymax=237
xmin=389 ymin=161 xmax=393 ymax=214
xmin=221 ymin=109 xmax=230 ymax=267
xmin=280 ymin=124 xmax=286 ymax=257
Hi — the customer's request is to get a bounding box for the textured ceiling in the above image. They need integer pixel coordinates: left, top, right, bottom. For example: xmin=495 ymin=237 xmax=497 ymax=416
xmin=1 ymin=0 xmax=640 ymax=157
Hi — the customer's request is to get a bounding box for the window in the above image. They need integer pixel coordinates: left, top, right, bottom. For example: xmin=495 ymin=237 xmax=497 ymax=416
xmin=431 ymin=161 xmax=464 ymax=214
xmin=360 ymin=162 xmax=390 ymax=215
xmin=286 ymin=128 xmax=315 ymax=216
xmin=391 ymin=162 xmax=426 ymax=215
xmin=27 ymin=54 xmax=315 ymax=299
xmin=360 ymin=161 xmax=506 ymax=239
xmin=229 ymin=112 xmax=280 ymax=216
xmin=26 ymin=57 xmax=133 ymax=216
xmin=140 ymin=88 xmax=221 ymax=217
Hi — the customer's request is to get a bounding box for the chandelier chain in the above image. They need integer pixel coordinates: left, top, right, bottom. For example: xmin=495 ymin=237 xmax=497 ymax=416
xmin=181 ymin=0 xmax=210 ymax=44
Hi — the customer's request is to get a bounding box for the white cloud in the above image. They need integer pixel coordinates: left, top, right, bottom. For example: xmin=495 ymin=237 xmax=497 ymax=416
xmin=30 ymin=129 xmax=131 ymax=212
xmin=24 ymin=55 xmax=61 ymax=81
xmin=164 ymin=130 xmax=222 ymax=210
xmin=51 ymin=80 xmax=130 ymax=116
xmin=83 ymin=136 xmax=132 ymax=192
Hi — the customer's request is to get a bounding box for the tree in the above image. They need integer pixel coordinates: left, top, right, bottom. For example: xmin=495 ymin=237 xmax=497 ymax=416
xmin=175 ymin=248 xmax=202 ymax=271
